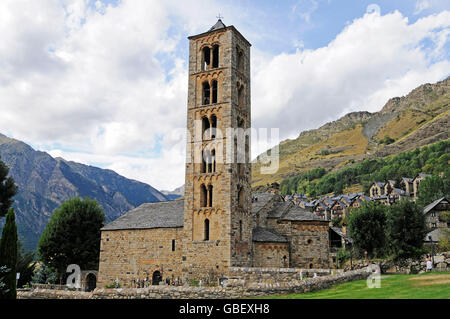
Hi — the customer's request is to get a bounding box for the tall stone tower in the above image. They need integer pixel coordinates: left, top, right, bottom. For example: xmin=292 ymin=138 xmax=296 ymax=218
xmin=182 ymin=19 xmax=252 ymax=280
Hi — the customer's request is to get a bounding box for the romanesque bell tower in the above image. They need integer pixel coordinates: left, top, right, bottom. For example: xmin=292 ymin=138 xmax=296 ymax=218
xmin=182 ymin=19 xmax=252 ymax=280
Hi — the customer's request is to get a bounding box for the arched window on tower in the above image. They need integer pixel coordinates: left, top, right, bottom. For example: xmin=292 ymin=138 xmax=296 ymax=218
xmin=203 ymin=81 xmax=210 ymax=105
xmin=238 ymin=186 xmax=245 ymax=208
xmin=207 ymin=149 xmax=212 ymax=173
xmin=202 ymin=47 xmax=210 ymax=71
xmin=212 ymin=45 xmax=219 ymax=68
xmin=245 ymin=135 xmax=249 ymax=165
xmin=237 ymin=84 xmax=244 ymax=107
xmin=237 ymin=117 xmax=244 ymax=128
xmin=211 ymin=149 xmax=216 ymax=173
xmin=202 ymin=116 xmax=210 ymax=140
xmin=201 ymin=150 xmax=207 ymax=173
xmin=211 ymin=80 xmax=218 ymax=104
xmin=200 ymin=184 xmax=208 ymax=207
xmin=239 ymin=220 xmax=243 ymax=241
xmin=236 ymin=48 xmax=243 ymax=71
xmin=204 ymin=218 xmax=210 ymax=241
xmin=208 ymin=184 xmax=213 ymax=207
xmin=211 ymin=115 xmax=217 ymax=139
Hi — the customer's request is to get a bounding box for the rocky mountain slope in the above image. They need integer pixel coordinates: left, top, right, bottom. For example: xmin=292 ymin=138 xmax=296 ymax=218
xmin=0 ymin=133 xmax=169 ymax=251
xmin=161 ymin=184 xmax=184 ymax=200
xmin=252 ymin=76 xmax=450 ymax=187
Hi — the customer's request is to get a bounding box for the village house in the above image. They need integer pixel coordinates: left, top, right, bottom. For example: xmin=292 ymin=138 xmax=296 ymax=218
xmin=369 ymin=182 xmax=386 ymax=198
xmin=400 ymin=177 xmax=414 ymax=197
xmin=412 ymin=173 xmax=432 ymax=199
xmin=423 ymin=197 xmax=449 ymax=230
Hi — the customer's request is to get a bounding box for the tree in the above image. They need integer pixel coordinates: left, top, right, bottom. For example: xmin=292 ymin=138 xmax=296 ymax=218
xmin=386 ymin=200 xmax=428 ymax=259
xmin=16 ymin=240 xmax=36 ymax=288
xmin=417 ymin=175 xmax=449 ymax=207
xmin=37 ymin=197 xmax=106 ymax=282
xmin=0 ymin=208 xmax=18 ymax=299
xmin=347 ymin=202 xmax=387 ymax=258
xmin=0 ymin=266 xmax=10 ymax=295
xmin=438 ymin=229 xmax=450 ymax=252
xmin=31 ymin=263 xmax=58 ymax=285
xmin=0 ymin=157 xmax=18 ymax=218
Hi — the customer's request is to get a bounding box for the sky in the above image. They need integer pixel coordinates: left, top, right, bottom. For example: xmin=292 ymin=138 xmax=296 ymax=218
xmin=0 ymin=0 xmax=449 ymax=191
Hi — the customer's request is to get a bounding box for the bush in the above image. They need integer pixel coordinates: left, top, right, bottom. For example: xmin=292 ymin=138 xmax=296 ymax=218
xmin=336 ymin=248 xmax=350 ymax=268
xmin=347 ymin=201 xmax=387 ymax=258
xmin=438 ymin=229 xmax=450 ymax=252
xmin=386 ymin=201 xmax=428 ymax=259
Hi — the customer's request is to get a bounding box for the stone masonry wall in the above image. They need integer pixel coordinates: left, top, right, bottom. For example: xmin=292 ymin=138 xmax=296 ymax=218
xmin=253 ymin=243 xmax=290 ymax=268
xmin=97 ymin=228 xmax=183 ymax=288
xmin=18 ymin=268 xmax=371 ymax=299
xmin=344 ymin=251 xmax=450 ymax=273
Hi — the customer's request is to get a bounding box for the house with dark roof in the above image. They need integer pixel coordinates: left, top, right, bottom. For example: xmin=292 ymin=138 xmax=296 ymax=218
xmin=400 ymin=177 xmax=414 ymax=197
xmin=369 ymin=182 xmax=386 ymax=198
xmin=423 ymin=197 xmax=449 ymax=230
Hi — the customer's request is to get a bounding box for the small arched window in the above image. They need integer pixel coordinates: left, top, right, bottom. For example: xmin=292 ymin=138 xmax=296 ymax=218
xmin=239 ymin=220 xmax=242 ymax=241
xmin=236 ymin=47 xmax=243 ymax=71
xmin=211 ymin=149 xmax=216 ymax=173
xmin=201 ymin=150 xmax=207 ymax=173
xmin=203 ymin=81 xmax=210 ymax=105
xmin=238 ymin=186 xmax=245 ymax=208
xmin=204 ymin=218 xmax=210 ymax=241
xmin=200 ymin=184 xmax=208 ymax=207
xmin=211 ymin=115 xmax=217 ymax=139
xmin=202 ymin=47 xmax=210 ymax=71
xmin=212 ymin=45 xmax=219 ymax=68
xmin=245 ymin=135 xmax=249 ymax=165
xmin=208 ymin=184 xmax=213 ymax=207
xmin=202 ymin=116 xmax=210 ymax=140
xmin=211 ymin=80 xmax=218 ymax=104
xmin=238 ymin=84 xmax=244 ymax=107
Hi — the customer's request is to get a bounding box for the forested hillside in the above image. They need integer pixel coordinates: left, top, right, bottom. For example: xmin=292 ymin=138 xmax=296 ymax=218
xmin=280 ymin=139 xmax=450 ymax=198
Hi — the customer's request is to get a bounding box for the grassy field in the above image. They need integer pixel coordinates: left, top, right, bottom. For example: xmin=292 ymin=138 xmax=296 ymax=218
xmin=267 ymin=271 xmax=450 ymax=299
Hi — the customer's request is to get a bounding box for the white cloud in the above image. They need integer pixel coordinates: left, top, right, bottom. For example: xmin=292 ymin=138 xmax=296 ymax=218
xmin=0 ymin=1 xmax=449 ymax=191
xmin=292 ymin=0 xmax=319 ymax=23
xmin=251 ymin=10 xmax=450 ymax=142
xmin=415 ymin=0 xmax=432 ymax=14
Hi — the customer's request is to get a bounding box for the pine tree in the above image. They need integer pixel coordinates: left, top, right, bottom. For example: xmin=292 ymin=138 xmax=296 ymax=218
xmin=0 ymin=208 xmax=18 ymax=299
xmin=0 ymin=156 xmax=18 ymax=218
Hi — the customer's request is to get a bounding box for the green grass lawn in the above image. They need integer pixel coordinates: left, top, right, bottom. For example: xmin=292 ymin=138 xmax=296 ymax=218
xmin=266 ymin=271 xmax=450 ymax=299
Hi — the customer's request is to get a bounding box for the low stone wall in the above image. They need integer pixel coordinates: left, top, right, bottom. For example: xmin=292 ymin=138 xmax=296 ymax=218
xmin=344 ymin=252 xmax=450 ymax=274
xmin=18 ymin=268 xmax=371 ymax=299
xmin=226 ymin=267 xmax=344 ymax=286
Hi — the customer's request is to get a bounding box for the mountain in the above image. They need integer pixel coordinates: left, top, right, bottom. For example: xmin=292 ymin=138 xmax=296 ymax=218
xmin=252 ymin=76 xmax=450 ymax=188
xmin=161 ymin=185 xmax=184 ymax=200
xmin=0 ymin=133 xmax=169 ymax=251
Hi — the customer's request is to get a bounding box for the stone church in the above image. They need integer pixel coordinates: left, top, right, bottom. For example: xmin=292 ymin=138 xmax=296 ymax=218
xmin=97 ymin=20 xmax=330 ymax=288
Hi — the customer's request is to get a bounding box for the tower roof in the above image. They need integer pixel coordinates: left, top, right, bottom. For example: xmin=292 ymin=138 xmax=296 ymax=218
xmin=208 ymin=19 xmax=226 ymax=32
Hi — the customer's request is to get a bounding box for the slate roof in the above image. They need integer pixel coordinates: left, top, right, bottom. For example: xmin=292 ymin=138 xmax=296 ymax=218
xmin=208 ymin=19 xmax=226 ymax=32
xmin=267 ymin=201 xmax=292 ymax=219
xmin=251 ymin=193 xmax=277 ymax=214
xmin=330 ymin=227 xmax=353 ymax=244
xmin=392 ymin=188 xmax=407 ymax=196
xmin=281 ymin=205 xmax=325 ymax=222
xmin=252 ymin=227 xmax=288 ymax=243
xmin=424 ymin=228 xmax=445 ymax=242
xmin=101 ymin=200 xmax=185 ymax=231
xmin=423 ymin=197 xmax=448 ymax=214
